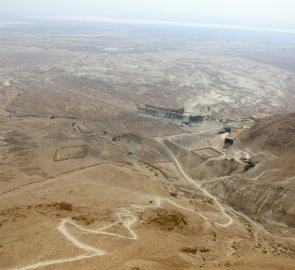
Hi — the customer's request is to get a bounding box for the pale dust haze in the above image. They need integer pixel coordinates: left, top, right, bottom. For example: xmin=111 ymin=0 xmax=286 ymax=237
xmin=0 ymin=1 xmax=295 ymax=270
xmin=1 ymin=0 xmax=295 ymax=30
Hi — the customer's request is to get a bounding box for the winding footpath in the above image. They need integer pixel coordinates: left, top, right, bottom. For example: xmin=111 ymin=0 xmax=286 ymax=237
xmin=7 ymin=197 xmax=205 ymax=270
xmin=156 ymin=137 xmax=234 ymax=228
xmin=7 ymin=128 xmax=234 ymax=270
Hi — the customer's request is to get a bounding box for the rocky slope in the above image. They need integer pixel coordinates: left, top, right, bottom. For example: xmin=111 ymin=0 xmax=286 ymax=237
xmin=237 ymin=112 xmax=295 ymax=155
xmin=206 ymin=113 xmax=295 ymax=237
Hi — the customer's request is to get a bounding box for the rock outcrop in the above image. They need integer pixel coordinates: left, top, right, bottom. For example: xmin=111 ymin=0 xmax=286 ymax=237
xmin=206 ymin=113 xmax=295 ymax=237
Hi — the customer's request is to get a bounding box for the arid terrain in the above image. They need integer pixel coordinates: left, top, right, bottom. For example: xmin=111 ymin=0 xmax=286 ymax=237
xmin=0 ymin=18 xmax=295 ymax=270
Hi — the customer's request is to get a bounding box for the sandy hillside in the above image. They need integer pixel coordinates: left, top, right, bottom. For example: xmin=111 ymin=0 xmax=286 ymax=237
xmin=237 ymin=112 xmax=295 ymax=155
xmin=205 ymin=113 xmax=295 ymax=238
xmin=0 ymin=20 xmax=295 ymax=270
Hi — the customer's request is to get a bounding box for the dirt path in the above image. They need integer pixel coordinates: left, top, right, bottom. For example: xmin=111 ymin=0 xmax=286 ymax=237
xmin=6 ymin=197 xmax=206 ymax=270
xmin=162 ymin=133 xmax=295 ymax=244
xmin=156 ymin=137 xmax=234 ymax=227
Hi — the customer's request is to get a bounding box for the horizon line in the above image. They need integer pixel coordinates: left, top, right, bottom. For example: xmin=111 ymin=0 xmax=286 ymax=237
xmin=21 ymin=15 xmax=295 ymax=34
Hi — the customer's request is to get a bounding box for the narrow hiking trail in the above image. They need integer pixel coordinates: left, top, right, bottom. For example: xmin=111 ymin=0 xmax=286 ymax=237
xmin=7 ymin=197 xmax=207 ymax=270
xmin=6 ymin=128 xmax=236 ymax=270
xmin=156 ymin=137 xmax=234 ymax=228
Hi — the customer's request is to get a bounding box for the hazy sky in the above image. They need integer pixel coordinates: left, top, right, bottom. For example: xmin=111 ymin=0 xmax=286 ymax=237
xmin=1 ymin=0 xmax=295 ymax=29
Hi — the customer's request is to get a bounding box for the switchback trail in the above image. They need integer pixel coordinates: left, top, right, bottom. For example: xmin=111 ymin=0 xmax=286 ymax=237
xmin=7 ymin=197 xmax=205 ymax=270
xmin=156 ymin=137 xmax=234 ymax=228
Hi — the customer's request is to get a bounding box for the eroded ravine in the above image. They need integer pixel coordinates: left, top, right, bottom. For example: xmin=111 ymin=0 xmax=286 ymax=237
xmin=156 ymin=137 xmax=234 ymax=228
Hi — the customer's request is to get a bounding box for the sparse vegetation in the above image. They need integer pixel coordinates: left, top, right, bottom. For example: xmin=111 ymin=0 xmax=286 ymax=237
xmin=1 ymin=18 xmax=295 ymax=270
xmin=244 ymin=159 xmax=257 ymax=171
xmin=56 ymin=202 xmax=73 ymax=211
xmin=181 ymin=246 xmax=210 ymax=254
xmin=170 ymin=191 xmax=178 ymax=197
xmin=73 ymin=214 xmax=95 ymax=225
xmin=207 ymin=198 xmax=214 ymax=204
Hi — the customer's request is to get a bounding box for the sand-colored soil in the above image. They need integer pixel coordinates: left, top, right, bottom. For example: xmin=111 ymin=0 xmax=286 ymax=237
xmin=0 ymin=20 xmax=294 ymax=270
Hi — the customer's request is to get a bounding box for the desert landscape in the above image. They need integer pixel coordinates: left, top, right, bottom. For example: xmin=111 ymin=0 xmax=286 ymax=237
xmin=0 ymin=17 xmax=295 ymax=270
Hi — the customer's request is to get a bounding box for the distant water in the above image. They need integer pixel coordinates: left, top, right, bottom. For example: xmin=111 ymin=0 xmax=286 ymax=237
xmin=26 ymin=15 xmax=295 ymax=34
xmin=0 ymin=20 xmax=29 ymax=27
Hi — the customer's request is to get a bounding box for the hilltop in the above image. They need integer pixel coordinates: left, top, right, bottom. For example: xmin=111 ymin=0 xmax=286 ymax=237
xmin=237 ymin=112 xmax=295 ymax=155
